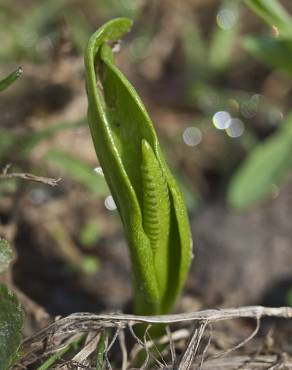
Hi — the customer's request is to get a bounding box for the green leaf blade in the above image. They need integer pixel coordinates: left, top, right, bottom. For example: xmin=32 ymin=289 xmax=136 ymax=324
xmin=0 ymin=239 xmax=13 ymax=274
xmin=0 ymin=285 xmax=23 ymax=370
xmin=244 ymin=36 xmax=292 ymax=75
xmin=0 ymin=67 xmax=22 ymax=92
xmin=45 ymin=149 xmax=109 ymax=195
xmin=244 ymin=0 xmax=292 ymax=36
xmin=227 ymin=126 xmax=292 ymax=210
xmin=208 ymin=0 xmax=240 ymax=72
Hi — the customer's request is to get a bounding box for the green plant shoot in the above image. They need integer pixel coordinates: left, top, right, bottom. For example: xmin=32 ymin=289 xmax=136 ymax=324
xmin=84 ymin=18 xmax=193 ymax=315
xmin=0 ymin=67 xmax=22 ymax=92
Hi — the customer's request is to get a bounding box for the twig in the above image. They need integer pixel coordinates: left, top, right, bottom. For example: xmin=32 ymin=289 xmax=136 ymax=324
xmin=1 ymin=164 xmax=61 ymax=186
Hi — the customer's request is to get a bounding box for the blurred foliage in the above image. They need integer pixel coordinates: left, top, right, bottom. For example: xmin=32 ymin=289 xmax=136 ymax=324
xmin=208 ymin=0 xmax=241 ymax=73
xmin=0 ymin=69 xmax=23 ymax=368
xmin=0 ymin=0 xmax=142 ymax=62
xmin=243 ymin=0 xmax=292 ymax=75
xmin=79 ymin=219 xmax=102 ymax=248
xmin=228 ymin=114 xmax=292 ymax=209
xmin=0 ymin=0 xmax=68 ymax=62
xmin=182 ymin=0 xmax=241 ymax=106
xmin=227 ymin=0 xmax=292 ymax=210
xmin=0 ymin=285 xmax=23 ymax=370
xmin=0 ymin=238 xmax=13 ymax=274
xmin=80 ymin=255 xmax=100 ymax=274
xmin=244 ymin=0 xmax=292 ymax=36
xmin=45 ymin=149 xmax=109 ymax=195
xmin=244 ymin=36 xmax=292 ymax=75
xmin=0 ymin=119 xmax=85 ymax=161
xmin=0 ymin=239 xmax=23 ymax=370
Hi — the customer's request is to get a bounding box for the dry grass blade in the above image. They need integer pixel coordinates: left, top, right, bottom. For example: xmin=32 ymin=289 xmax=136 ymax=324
xmin=70 ymin=332 xmax=100 ymax=369
xmin=176 ymin=321 xmax=208 ymax=370
xmin=166 ymin=326 xmax=176 ymax=367
xmin=129 ymin=327 xmax=189 ymax=365
xmin=200 ymin=355 xmax=292 ymax=369
xmin=198 ymin=325 xmax=213 ymax=370
xmin=104 ymin=328 xmax=120 ymax=370
xmin=118 ymin=330 xmax=127 ymax=370
xmin=210 ymin=316 xmax=261 ymax=360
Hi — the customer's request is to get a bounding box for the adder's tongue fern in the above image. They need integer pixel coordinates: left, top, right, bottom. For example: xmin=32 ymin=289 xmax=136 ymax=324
xmin=84 ymin=18 xmax=193 ymax=315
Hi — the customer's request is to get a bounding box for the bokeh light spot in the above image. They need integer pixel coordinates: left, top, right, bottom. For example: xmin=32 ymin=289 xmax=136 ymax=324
xmin=212 ymin=111 xmax=231 ymax=130
xmin=29 ymin=188 xmax=50 ymax=205
xmin=268 ymin=110 xmax=284 ymax=126
xmin=216 ymin=8 xmax=238 ymax=30
xmin=94 ymin=166 xmax=104 ymax=176
xmin=225 ymin=118 xmax=245 ymax=138
xmin=104 ymin=195 xmax=117 ymax=211
xmin=183 ymin=127 xmax=202 ymax=147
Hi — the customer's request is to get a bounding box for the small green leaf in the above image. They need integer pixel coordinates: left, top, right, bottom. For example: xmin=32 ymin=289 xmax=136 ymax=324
xmin=0 ymin=285 xmax=23 ymax=370
xmin=0 ymin=239 xmax=13 ymax=274
xmin=36 ymin=346 xmax=71 ymax=370
xmin=244 ymin=36 xmax=292 ymax=75
xmin=244 ymin=0 xmax=292 ymax=36
xmin=0 ymin=67 xmax=22 ymax=92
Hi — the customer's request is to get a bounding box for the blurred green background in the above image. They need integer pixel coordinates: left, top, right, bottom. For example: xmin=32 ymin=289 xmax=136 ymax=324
xmin=2 ymin=0 xmax=292 ymax=318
